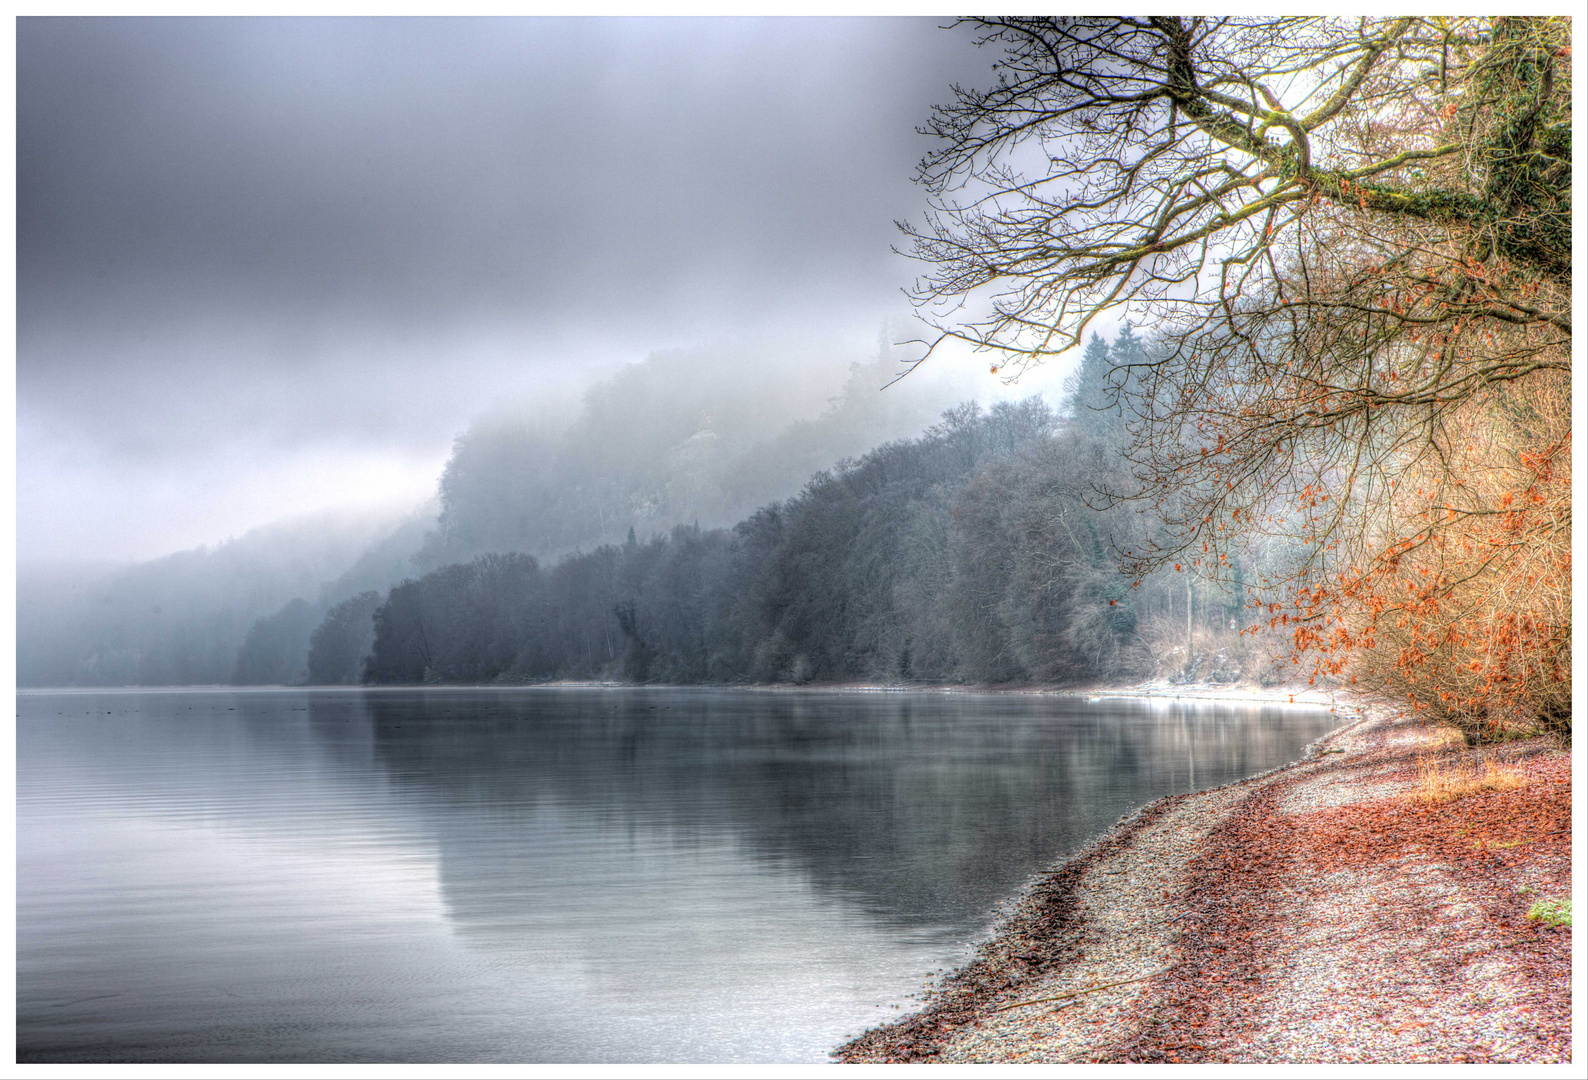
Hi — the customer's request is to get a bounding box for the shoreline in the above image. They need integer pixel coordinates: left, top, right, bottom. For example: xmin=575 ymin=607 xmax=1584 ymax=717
xmin=835 ymin=690 xmax=1572 ymax=1064
xmin=17 ymin=678 xmax=1351 ymax=710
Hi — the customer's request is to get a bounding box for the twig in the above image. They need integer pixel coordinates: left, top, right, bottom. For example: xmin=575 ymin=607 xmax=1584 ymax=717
xmin=990 ymin=970 xmax=1168 ymax=1013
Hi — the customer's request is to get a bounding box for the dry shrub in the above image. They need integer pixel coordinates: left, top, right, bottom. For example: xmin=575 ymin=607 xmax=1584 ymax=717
xmin=1321 ymin=371 xmax=1572 ymax=743
xmin=1413 ymin=756 xmax=1527 ymax=805
xmin=1421 ymin=724 xmax=1468 ymax=750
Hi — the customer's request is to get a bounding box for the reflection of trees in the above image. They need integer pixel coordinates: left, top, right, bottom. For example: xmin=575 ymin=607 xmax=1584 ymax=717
xmin=347 ymin=689 xmax=1337 ymax=930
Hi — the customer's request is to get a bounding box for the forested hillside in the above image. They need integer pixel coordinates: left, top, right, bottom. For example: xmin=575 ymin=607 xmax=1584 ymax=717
xmin=242 ymin=339 xmax=992 ymax=686
xmin=21 ymin=327 xmax=1270 ymax=691
xmin=353 ymin=327 xmax=1255 ymax=687
xmin=18 ymin=339 xmax=977 ymax=688
xmin=416 ymin=339 xmax=989 ymax=571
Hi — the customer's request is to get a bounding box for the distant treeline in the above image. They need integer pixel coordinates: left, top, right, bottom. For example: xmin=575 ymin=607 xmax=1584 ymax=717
xmin=303 ymin=327 xmax=1226 ymax=687
xmin=23 ymin=327 xmax=1263 ymax=690
xmin=17 ymin=509 xmax=430 ymax=688
xmin=16 ymin=340 xmax=970 ymax=688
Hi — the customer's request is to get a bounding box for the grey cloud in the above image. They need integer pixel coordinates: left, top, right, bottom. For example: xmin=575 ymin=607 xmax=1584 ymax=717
xmin=19 ymin=17 xmax=983 ymax=342
xmin=17 ymin=17 xmax=994 ymax=563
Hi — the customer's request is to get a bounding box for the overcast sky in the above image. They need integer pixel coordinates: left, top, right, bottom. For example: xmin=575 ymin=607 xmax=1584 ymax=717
xmin=17 ymin=17 xmax=1048 ymax=565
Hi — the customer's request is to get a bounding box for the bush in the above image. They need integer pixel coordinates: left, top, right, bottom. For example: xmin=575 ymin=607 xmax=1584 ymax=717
xmin=1413 ymin=758 xmax=1526 ymax=805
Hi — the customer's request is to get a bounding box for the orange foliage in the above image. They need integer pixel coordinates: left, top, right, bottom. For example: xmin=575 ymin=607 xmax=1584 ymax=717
xmin=1287 ymin=372 xmax=1570 ymax=738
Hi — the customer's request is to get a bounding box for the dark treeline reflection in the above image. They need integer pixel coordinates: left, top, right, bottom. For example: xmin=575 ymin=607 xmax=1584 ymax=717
xmin=339 ymin=688 xmax=1330 ymax=928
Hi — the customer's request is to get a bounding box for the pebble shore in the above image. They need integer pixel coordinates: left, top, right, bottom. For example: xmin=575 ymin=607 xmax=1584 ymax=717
xmin=835 ymin=690 xmax=1573 ymax=1064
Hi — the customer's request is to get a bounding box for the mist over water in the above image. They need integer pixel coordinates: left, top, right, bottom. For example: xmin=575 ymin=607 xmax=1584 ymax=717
xmin=18 ymin=687 xmax=1340 ymax=1063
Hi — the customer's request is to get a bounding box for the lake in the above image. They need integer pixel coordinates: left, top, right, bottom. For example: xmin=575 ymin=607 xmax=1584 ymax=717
xmin=16 ymin=686 xmax=1339 ymax=1063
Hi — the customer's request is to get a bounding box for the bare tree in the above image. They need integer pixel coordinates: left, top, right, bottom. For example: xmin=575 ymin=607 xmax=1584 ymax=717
xmin=906 ymin=16 xmax=1567 ymax=367
xmin=905 ymin=16 xmax=1571 ymax=731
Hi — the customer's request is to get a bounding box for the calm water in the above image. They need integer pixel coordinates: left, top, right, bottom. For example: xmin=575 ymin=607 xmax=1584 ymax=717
xmin=17 ymin=687 xmax=1338 ymax=1063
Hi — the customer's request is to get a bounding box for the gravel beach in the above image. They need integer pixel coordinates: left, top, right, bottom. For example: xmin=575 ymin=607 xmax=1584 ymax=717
xmin=835 ymin=691 xmax=1573 ymax=1064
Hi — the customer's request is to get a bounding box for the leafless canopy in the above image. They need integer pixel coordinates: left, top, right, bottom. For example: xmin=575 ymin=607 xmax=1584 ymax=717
xmin=905 ymin=16 xmax=1571 ymax=580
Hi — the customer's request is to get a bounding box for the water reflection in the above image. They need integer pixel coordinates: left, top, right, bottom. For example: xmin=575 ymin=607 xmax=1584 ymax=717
xmin=18 ymin=687 xmax=1337 ymax=1063
xmin=352 ymin=688 xmax=1323 ymax=928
